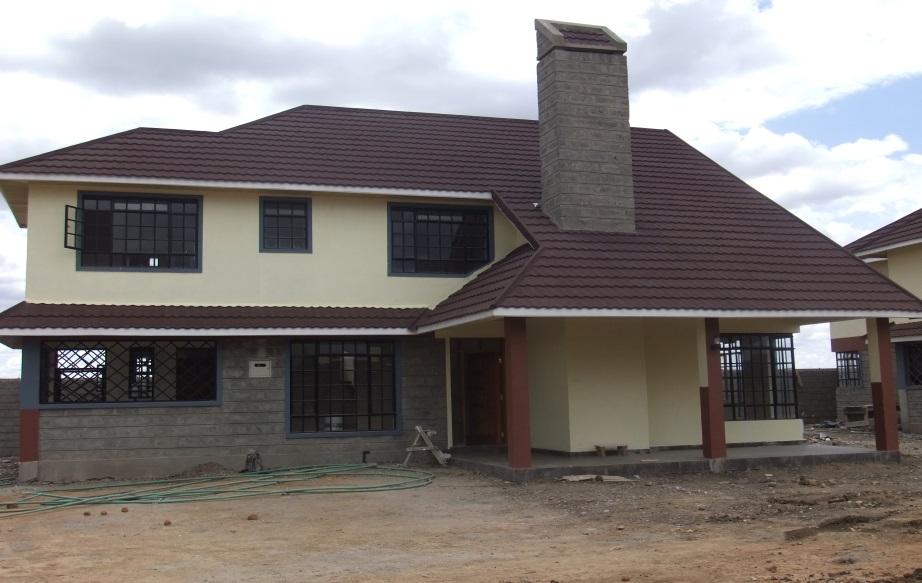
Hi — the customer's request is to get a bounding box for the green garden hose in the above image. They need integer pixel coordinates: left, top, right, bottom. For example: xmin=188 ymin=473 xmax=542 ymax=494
xmin=0 ymin=463 xmax=433 ymax=518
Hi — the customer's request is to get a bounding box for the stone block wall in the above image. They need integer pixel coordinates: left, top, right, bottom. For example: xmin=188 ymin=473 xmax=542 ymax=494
xmin=0 ymin=379 xmax=19 ymax=457
xmin=537 ymin=34 xmax=634 ymax=233
xmin=36 ymin=335 xmax=446 ymax=481
xmin=835 ymin=350 xmax=874 ymax=422
xmin=796 ymin=369 xmax=837 ymax=424
xmin=906 ymin=389 xmax=922 ymax=434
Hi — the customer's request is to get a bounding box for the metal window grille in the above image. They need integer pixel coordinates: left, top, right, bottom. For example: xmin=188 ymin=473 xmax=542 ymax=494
xmin=261 ymin=198 xmax=310 ymax=251
xmin=904 ymin=342 xmax=922 ymax=386
xmin=41 ymin=340 xmax=217 ymax=404
xmin=68 ymin=194 xmax=200 ymax=270
xmin=290 ymin=340 xmax=396 ymax=433
xmin=129 ymin=347 xmax=155 ymax=400
xmin=835 ymin=351 xmax=863 ymax=387
xmin=720 ymin=334 xmax=798 ymax=421
xmin=390 ymin=205 xmax=490 ymax=275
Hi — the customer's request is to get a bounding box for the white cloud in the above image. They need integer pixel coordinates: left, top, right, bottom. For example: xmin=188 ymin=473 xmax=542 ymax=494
xmin=2 ymin=0 xmax=922 ymax=374
xmin=794 ymin=323 xmax=834 ymax=368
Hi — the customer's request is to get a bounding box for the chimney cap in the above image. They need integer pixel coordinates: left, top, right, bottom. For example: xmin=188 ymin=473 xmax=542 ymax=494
xmin=535 ymin=19 xmax=627 ymax=59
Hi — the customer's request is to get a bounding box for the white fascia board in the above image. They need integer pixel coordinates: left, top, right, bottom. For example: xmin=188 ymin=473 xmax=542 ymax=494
xmin=492 ymin=308 xmax=922 ymax=319
xmin=413 ymin=311 xmax=496 ymax=334
xmin=855 ymin=238 xmax=922 ymax=258
xmin=0 ymin=327 xmax=414 ymax=337
xmin=892 ymin=335 xmax=922 ymax=343
xmin=0 ymin=173 xmax=493 ymax=201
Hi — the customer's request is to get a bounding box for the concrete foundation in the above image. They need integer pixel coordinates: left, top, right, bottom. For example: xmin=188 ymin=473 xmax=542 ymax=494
xmin=453 ymin=443 xmax=899 ymax=482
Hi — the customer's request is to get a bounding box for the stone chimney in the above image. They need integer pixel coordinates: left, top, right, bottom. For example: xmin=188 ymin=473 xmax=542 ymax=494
xmin=535 ymin=19 xmax=634 ymax=233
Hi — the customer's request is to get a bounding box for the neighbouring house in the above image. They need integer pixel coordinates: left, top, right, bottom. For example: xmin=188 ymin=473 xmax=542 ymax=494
xmin=0 ymin=19 xmax=919 ymax=482
xmin=831 ymin=207 xmax=922 ymax=433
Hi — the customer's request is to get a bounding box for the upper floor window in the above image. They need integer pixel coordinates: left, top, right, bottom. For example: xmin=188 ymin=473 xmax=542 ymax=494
xmin=389 ymin=205 xmax=492 ymax=276
xmin=66 ymin=192 xmax=200 ymax=271
xmin=835 ymin=351 xmax=863 ymax=387
xmin=720 ymin=334 xmax=798 ymax=421
xmin=260 ymin=197 xmax=311 ymax=252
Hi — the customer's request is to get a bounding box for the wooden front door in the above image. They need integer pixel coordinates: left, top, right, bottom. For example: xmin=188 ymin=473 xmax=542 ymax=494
xmin=464 ymin=352 xmax=505 ymax=445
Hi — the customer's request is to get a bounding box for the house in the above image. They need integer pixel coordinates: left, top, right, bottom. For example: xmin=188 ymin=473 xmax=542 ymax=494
xmin=0 ymin=19 xmax=919 ymax=482
xmin=831 ymin=207 xmax=922 ymax=433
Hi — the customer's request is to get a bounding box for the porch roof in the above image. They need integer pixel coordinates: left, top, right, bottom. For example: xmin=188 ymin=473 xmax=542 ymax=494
xmin=0 ymin=302 xmax=424 ymax=346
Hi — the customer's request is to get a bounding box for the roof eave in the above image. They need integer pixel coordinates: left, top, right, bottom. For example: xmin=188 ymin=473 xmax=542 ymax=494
xmin=414 ymin=307 xmax=922 ymax=335
xmin=0 ymin=172 xmax=494 ymax=202
xmin=852 ymin=238 xmax=922 ymax=258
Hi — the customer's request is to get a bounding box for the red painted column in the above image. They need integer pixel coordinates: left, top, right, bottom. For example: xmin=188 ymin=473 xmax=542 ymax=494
xmin=871 ymin=317 xmax=899 ymax=452
xmin=701 ymin=318 xmax=727 ymax=459
xmin=504 ymin=317 xmax=532 ymax=469
xmin=20 ymin=410 xmax=39 ymax=462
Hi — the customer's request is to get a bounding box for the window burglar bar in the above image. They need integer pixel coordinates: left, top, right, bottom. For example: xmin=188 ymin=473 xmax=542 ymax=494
xmin=64 ymin=193 xmax=200 ymax=270
xmin=290 ymin=340 xmax=396 ymax=433
xmin=835 ymin=351 xmax=863 ymax=387
xmin=720 ymin=334 xmax=798 ymax=421
xmin=904 ymin=342 xmax=922 ymax=386
xmin=41 ymin=340 xmax=217 ymax=404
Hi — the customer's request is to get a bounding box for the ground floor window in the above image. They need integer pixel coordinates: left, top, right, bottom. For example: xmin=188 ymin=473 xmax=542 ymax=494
xmin=40 ymin=339 xmax=218 ymax=404
xmin=904 ymin=342 xmax=922 ymax=386
xmin=290 ymin=340 xmax=396 ymax=433
xmin=835 ymin=351 xmax=863 ymax=387
xmin=720 ymin=334 xmax=797 ymax=421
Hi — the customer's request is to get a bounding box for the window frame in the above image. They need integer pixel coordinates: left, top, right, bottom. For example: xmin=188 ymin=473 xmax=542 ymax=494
xmin=835 ymin=351 xmax=864 ymax=387
xmin=387 ymin=202 xmax=494 ymax=278
xmin=286 ymin=338 xmax=402 ymax=438
xmin=37 ymin=338 xmax=222 ymax=410
xmin=75 ymin=191 xmax=204 ymax=273
xmin=719 ymin=333 xmax=799 ymax=421
xmin=259 ymin=196 xmax=312 ymax=254
xmin=904 ymin=342 xmax=922 ymax=387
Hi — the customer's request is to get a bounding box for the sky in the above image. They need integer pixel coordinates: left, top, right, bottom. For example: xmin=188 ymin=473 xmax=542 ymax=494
xmin=0 ymin=0 xmax=921 ymax=375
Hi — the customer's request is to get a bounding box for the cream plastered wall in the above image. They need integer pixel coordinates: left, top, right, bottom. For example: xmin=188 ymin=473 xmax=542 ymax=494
xmin=524 ymin=317 xmax=807 ymax=452
xmin=565 ymin=318 xmax=650 ymax=451
xmin=644 ymin=318 xmax=702 ymax=448
xmin=886 ymin=245 xmax=922 ymax=300
xmin=526 ymin=319 xmax=571 ymax=451
xmin=24 ymin=183 xmax=524 ymax=307
xmin=725 ymin=420 xmax=803 ymax=444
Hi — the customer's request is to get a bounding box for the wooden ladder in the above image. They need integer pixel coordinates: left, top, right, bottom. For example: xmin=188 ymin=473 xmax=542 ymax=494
xmin=403 ymin=425 xmax=451 ymax=466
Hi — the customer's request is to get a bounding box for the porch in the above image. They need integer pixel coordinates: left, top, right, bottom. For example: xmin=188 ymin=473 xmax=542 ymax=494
xmin=451 ymin=443 xmax=899 ymax=482
xmin=435 ymin=315 xmax=901 ymax=474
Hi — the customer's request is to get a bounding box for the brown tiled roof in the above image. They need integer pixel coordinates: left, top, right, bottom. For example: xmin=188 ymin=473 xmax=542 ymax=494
xmin=3 ymin=105 xmax=922 ymax=325
xmin=891 ymin=320 xmax=922 ymax=339
xmin=846 ymin=207 xmax=922 ymax=255
xmin=0 ymin=106 xmax=539 ymax=192
xmin=0 ymin=302 xmax=424 ymax=330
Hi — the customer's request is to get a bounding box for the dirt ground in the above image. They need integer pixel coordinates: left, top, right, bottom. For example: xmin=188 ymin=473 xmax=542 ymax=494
xmin=1 ymin=429 xmax=922 ymax=582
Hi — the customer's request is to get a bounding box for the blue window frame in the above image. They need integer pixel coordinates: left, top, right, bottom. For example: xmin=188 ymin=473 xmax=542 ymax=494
xmin=289 ymin=339 xmax=396 ymax=433
xmin=260 ymin=197 xmax=312 ymax=253
xmin=389 ymin=204 xmax=492 ymax=276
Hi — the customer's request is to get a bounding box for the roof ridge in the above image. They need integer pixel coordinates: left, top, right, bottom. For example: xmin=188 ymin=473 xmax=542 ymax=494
xmin=491 ymin=245 xmax=544 ymax=309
